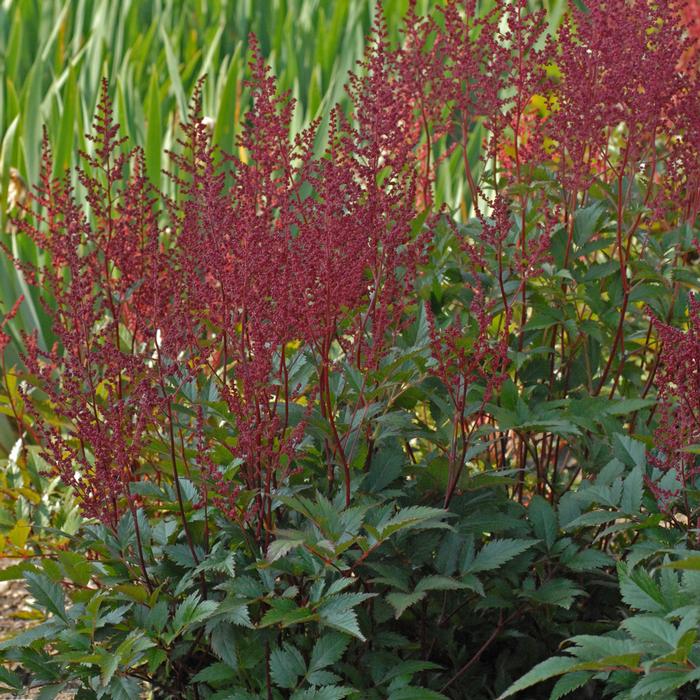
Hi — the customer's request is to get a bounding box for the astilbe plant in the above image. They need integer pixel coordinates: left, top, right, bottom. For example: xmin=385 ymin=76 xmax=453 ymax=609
xmin=6 ymin=1 xmax=700 ymax=698
xmin=7 ymin=19 xmax=432 ymax=550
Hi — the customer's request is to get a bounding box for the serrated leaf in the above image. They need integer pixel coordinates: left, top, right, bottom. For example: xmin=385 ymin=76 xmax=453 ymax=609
xmin=621 ymin=467 xmax=644 ymax=514
xmin=528 ymin=496 xmax=558 ymax=549
xmin=0 ymin=619 xmax=60 ymax=650
xmin=145 ymin=600 xmax=169 ymax=633
xmin=619 ymin=566 xmax=666 ymax=613
xmin=566 ymin=635 xmax=640 ymax=663
xmin=97 ymin=604 xmax=132 ymax=629
xmin=192 ymin=662 xmax=237 ymax=685
xmin=467 ymin=539 xmax=538 ymax=573
xmin=621 ymin=615 xmax=678 ymax=648
xmin=172 ymin=593 xmax=218 ymax=634
xmin=36 ymin=684 xmax=69 ymax=700
xmin=211 ymin=623 xmax=238 ymax=670
xmin=0 ymin=561 xmax=37 ymax=581
xmin=550 ymin=671 xmax=595 ymax=700
xmin=99 ymin=651 xmax=120 ymax=687
xmin=377 ymin=506 xmax=448 ymax=538
xmin=165 ymin=543 xmax=199 ymax=568
xmin=318 ymin=593 xmax=376 ymax=641
xmin=318 ymin=606 xmax=365 ymax=641
xmin=308 ymin=633 xmax=350 ymax=673
xmin=214 ymin=597 xmax=253 ymax=628
xmin=573 ymin=201 xmax=605 ymax=246
xmin=497 ymin=657 xmax=577 ymax=699
xmin=193 ymin=544 xmax=236 ymax=577
xmin=387 ymin=591 xmax=426 ymax=619
xmin=521 ymin=578 xmax=585 ymax=609
xmin=564 ymin=548 xmax=614 ymax=573
xmin=630 ymin=669 xmax=700 ymax=698
xmin=563 ymin=511 xmax=619 ymax=530
xmin=613 ymin=434 xmax=646 ymax=469
xmin=0 ymin=666 xmax=23 ymax=690
xmin=415 ymin=575 xmax=468 ymax=593
xmin=267 ymin=532 xmax=306 ymax=562
xmin=605 ymin=398 xmax=655 ymax=416
xmin=270 ymin=643 xmax=306 ymax=689
xmin=260 ymin=599 xmax=315 ymax=628
xmin=107 ymin=676 xmax=142 ymax=700
xmin=25 ymin=571 xmax=66 ymax=621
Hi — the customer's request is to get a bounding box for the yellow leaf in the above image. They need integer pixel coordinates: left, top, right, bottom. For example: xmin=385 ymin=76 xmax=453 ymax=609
xmin=17 ymin=487 xmax=41 ymax=504
xmin=13 ymin=610 xmax=45 ymax=620
xmin=113 ymin=583 xmax=149 ymax=604
xmin=8 ymin=519 xmax=30 ymax=548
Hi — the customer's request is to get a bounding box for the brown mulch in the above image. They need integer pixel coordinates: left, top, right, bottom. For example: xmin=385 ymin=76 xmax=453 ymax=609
xmin=0 ymin=573 xmax=32 ymax=638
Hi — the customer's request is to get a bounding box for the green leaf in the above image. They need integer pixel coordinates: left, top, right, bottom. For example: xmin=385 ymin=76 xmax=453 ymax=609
xmin=211 ymin=623 xmax=239 ymax=670
xmin=0 ymin=667 xmax=23 ymax=691
xmin=213 ymin=597 xmax=253 ymax=628
xmin=267 ymin=531 xmax=306 ymax=562
xmin=565 ymin=548 xmax=614 ymax=573
xmin=192 ymin=662 xmax=237 ymax=685
xmin=292 ymin=687 xmax=354 ymax=700
xmin=260 ymin=598 xmax=302 ymax=627
xmin=549 ymin=672 xmax=595 ymax=700
xmin=528 ymin=496 xmax=558 ymax=549
xmin=563 ymin=511 xmax=620 ymax=530
xmin=467 ymin=539 xmax=538 ymax=573
xmin=36 ymin=684 xmax=69 ymax=700
xmin=57 ymin=551 xmax=93 ymax=586
xmin=621 ymin=615 xmax=679 ymax=650
xmin=0 ymin=561 xmax=37 ymax=581
xmin=193 ymin=544 xmax=236 ymax=577
xmin=53 ymin=65 xmax=77 ymax=175
xmin=630 ymin=669 xmax=700 ymax=698
xmin=619 ymin=566 xmax=666 ymax=613
xmin=0 ymin=619 xmax=61 ymax=651
xmin=521 ymin=578 xmax=585 ymax=609
xmin=605 ymin=398 xmax=655 ymax=416
xmin=573 ymin=202 xmax=606 ymax=246
xmin=99 ymin=651 xmax=120 ymax=687
xmin=613 ymin=434 xmax=646 ymax=469
xmin=387 ymin=591 xmax=426 ymax=619
xmin=308 ymin=633 xmax=350 ymax=674
xmin=388 ymin=688 xmax=449 ymax=699
xmin=497 ymin=657 xmax=577 ymax=699
xmin=318 ymin=600 xmax=366 ymax=641
xmin=25 ymin=571 xmax=67 ymax=621
xmin=145 ymin=600 xmax=169 ymax=633
xmin=621 ymin=467 xmax=644 ymax=514
xmin=377 ymin=506 xmax=448 ymax=539
xmin=415 ymin=575 xmax=469 ymax=593
xmin=106 ymin=676 xmax=142 ymax=700
xmin=172 ymin=592 xmax=218 ymax=634
xmin=270 ymin=643 xmax=306 ymax=689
